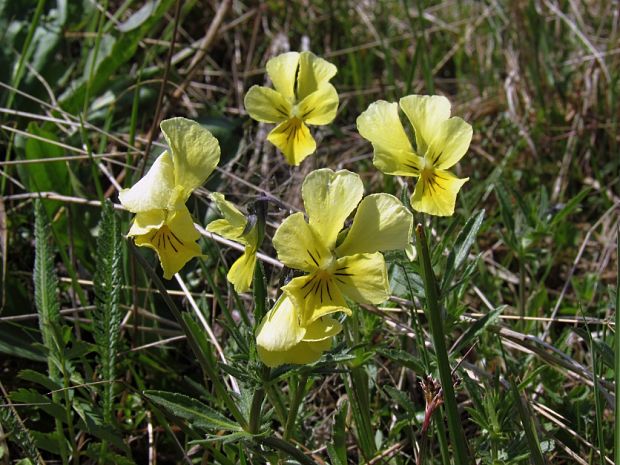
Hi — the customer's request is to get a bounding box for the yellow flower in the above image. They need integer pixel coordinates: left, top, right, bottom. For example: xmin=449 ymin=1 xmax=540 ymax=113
xmin=244 ymin=51 xmax=339 ymax=166
xmin=357 ymin=95 xmax=473 ymax=216
xmin=256 ymin=294 xmax=341 ymax=367
xmin=119 ymin=118 xmax=220 ymax=279
xmin=255 ymin=169 xmax=412 ymax=366
xmin=206 ymin=193 xmax=258 ymax=293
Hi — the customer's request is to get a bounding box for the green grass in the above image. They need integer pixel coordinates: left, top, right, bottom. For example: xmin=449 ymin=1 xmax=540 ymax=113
xmin=0 ymin=1 xmax=618 ymax=464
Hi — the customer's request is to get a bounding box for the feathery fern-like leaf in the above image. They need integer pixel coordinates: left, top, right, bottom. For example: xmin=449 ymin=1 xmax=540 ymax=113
xmin=93 ymin=200 xmax=122 ymax=424
xmin=33 ymin=199 xmax=60 ymax=380
xmin=0 ymin=390 xmax=43 ymax=464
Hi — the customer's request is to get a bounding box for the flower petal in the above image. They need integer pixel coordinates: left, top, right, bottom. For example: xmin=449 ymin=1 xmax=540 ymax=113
xmin=273 ymin=212 xmax=331 ymax=272
xmin=283 ymin=274 xmax=350 ymax=325
xmin=399 ymin=95 xmax=451 ymax=155
xmin=134 ymin=206 xmax=201 ymax=279
xmin=297 ymin=84 xmax=338 ymax=126
xmin=206 ymin=193 xmax=248 ymax=243
xmin=160 ymin=117 xmax=220 ymax=196
xmin=302 ymin=169 xmax=364 ymax=249
xmin=296 ymin=51 xmax=337 ymax=101
xmin=256 ymin=294 xmax=306 ymax=353
xmin=257 ymin=337 xmax=331 ymax=367
xmin=303 ymin=317 xmax=342 ymax=341
xmin=127 ymin=209 xmax=166 ymax=237
xmin=227 ymin=245 xmax=257 ymax=293
xmin=266 ymin=51 xmax=300 ymax=101
xmin=119 ymin=151 xmax=177 ymax=212
xmin=267 ymin=118 xmax=316 ymax=165
xmin=244 ymin=85 xmax=292 ymax=123
xmin=336 ymin=194 xmax=413 ymax=256
xmin=333 ymin=252 xmax=389 ymax=304
xmin=356 ymin=101 xmax=422 ymax=176
xmin=410 ymin=169 xmax=468 ymax=217
xmin=426 ymin=117 xmax=472 ymax=170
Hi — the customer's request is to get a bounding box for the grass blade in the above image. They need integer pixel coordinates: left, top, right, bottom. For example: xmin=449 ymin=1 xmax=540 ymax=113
xmin=415 ymin=224 xmax=471 ymax=465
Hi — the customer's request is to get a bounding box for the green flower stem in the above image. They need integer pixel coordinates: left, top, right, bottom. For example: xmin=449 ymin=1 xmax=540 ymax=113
xmin=284 ymin=373 xmax=309 ymax=441
xmin=249 ymin=366 xmax=270 ymax=434
xmin=258 ymin=436 xmax=317 ymax=465
xmin=414 ymin=224 xmax=471 ymax=465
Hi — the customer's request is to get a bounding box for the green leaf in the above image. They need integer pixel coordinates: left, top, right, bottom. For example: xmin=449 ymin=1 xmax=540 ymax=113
xmin=18 ymin=369 xmax=61 ymax=392
xmin=450 ymin=306 xmax=505 ymax=356
xmin=441 ymin=209 xmax=485 ymax=294
xmin=33 ymin=199 xmax=61 ymax=380
xmin=59 ymin=0 xmax=175 ymax=112
xmin=145 ymin=390 xmax=242 ymax=432
xmin=93 ymin=200 xmax=122 ymax=424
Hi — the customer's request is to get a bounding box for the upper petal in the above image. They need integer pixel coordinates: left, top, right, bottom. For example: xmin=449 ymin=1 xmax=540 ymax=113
xmin=302 ymin=169 xmax=364 ymax=249
xmin=426 ymin=117 xmax=472 ymax=170
xmin=266 ymin=52 xmax=300 ymax=101
xmin=267 ymin=118 xmax=316 ymax=166
xmin=272 ymin=212 xmax=331 ymax=272
xmin=160 ymin=118 xmax=220 ymax=196
xmin=296 ymin=51 xmax=337 ymax=101
xmin=356 ymin=101 xmax=421 ymax=176
xmin=399 ymin=95 xmax=451 ymax=155
xmin=336 ymin=194 xmax=413 ymax=256
xmin=296 ymin=84 xmax=339 ymax=126
xmin=119 ymin=151 xmax=176 ymax=212
xmin=333 ymin=252 xmax=389 ymax=305
xmin=410 ymin=169 xmax=468 ymax=217
xmin=244 ymin=86 xmax=292 ymax=123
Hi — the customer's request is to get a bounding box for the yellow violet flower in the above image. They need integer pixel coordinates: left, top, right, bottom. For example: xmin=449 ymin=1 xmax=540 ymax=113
xmin=119 ymin=118 xmax=220 ymax=279
xmin=256 ymin=294 xmax=341 ymax=367
xmin=357 ymin=95 xmax=473 ymax=216
xmin=255 ymin=169 xmax=412 ymax=367
xmin=206 ymin=193 xmax=258 ymax=293
xmin=244 ymin=51 xmax=339 ymax=166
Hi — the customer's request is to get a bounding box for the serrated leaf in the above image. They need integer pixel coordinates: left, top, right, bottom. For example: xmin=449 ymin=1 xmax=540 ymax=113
xmin=145 ymin=390 xmax=242 ymax=432
xmin=93 ymin=200 xmax=122 ymax=424
xmin=33 ymin=199 xmax=61 ymax=381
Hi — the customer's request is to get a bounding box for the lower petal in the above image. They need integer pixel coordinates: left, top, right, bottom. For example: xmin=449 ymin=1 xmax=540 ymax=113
xmin=267 ymin=118 xmax=316 ymax=165
xmin=257 ymin=337 xmax=332 ymax=367
xmin=283 ymin=274 xmax=350 ymax=325
xmin=410 ymin=169 xmax=468 ymax=217
xmin=134 ymin=207 xmax=202 ymax=279
xmin=255 ymin=295 xmax=306 ymax=353
xmin=226 ymin=246 xmax=257 ymax=293
xmin=333 ymin=252 xmax=390 ymax=305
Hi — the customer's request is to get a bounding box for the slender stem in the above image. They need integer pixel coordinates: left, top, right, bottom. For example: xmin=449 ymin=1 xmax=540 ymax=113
xmin=249 ymin=367 xmax=269 ymax=434
xmin=414 ymin=224 xmax=471 ymax=465
xmin=614 ymin=225 xmax=619 ymax=465
xmin=258 ymin=436 xmax=318 ymax=465
xmin=284 ymin=374 xmax=309 ymax=441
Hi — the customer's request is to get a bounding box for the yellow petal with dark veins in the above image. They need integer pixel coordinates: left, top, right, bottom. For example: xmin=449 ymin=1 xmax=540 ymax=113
xmin=267 ymin=117 xmax=316 ymax=165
